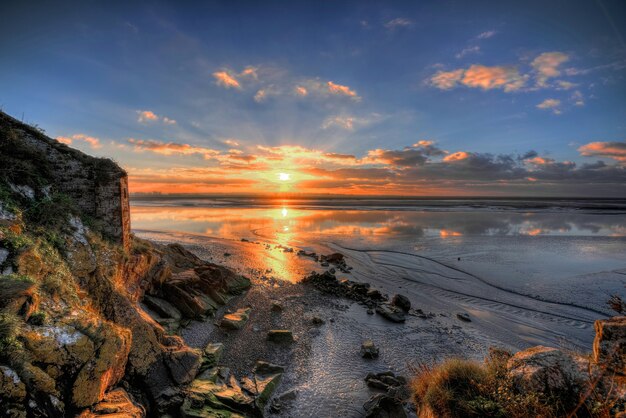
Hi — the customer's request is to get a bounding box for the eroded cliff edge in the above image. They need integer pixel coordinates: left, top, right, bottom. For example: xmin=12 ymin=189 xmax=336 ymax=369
xmin=0 ymin=111 xmax=250 ymax=417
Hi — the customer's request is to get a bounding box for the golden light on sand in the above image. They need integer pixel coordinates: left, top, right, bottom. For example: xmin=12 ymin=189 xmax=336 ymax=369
xmin=278 ymin=172 xmax=291 ymax=181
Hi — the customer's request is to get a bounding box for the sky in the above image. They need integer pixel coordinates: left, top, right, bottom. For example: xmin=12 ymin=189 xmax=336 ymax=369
xmin=1 ymin=0 xmax=625 ymax=196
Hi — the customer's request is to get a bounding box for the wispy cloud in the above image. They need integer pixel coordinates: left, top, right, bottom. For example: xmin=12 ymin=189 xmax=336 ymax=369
xmin=531 ymin=52 xmax=569 ymax=87
xmin=456 ymin=46 xmax=480 ymax=59
xmin=476 ymin=30 xmax=497 ymax=39
xmin=536 ymin=98 xmax=562 ymax=114
xmin=430 ymin=65 xmax=527 ymax=92
xmin=213 ymin=71 xmax=241 ymax=89
xmin=137 ymin=110 xmax=176 ymax=125
xmin=56 ymin=134 xmax=102 ymax=149
xmin=385 ymin=18 xmax=413 ymax=29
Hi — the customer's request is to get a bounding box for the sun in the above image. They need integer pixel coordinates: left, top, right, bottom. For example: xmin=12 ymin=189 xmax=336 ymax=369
xmin=278 ymin=172 xmax=291 ymax=181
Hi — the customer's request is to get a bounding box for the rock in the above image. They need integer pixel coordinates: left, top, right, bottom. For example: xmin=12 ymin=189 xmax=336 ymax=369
xmin=366 ymin=288 xmax=384 ymax=300
xmin=593 ymin=316 xmax=626 ymax=374
xmin=325 ymin=253 xmax=344 ymax=263
xmin=166 ymin=348 xmax=203 ymax=385
xmin=219 ymin=308 xmax=251 ymax=330
xmin=0 ymin=366 xmax=27 ymax=401
xmin=252 ymin=361 xmax=284 ymax=407
xmin=363 ymin=393 xmax=407 ymax=418
xmin=270 ymin=302 xmax=283 ymax=312
xmin=277 ymin=389 xmax=298 ymax=402
xmin=456 ymin=312 xmax=471 ymax=322
xmin=360 ymin=340 xmax=380 ymax=359
xmin=365 ymin=371 xmax=408 ymax=392
xmin=375 ymin=304 xmax=406 ymax=323
xmin=77 ymin=388 xmax=145 ymax=417
xmin=310 ymin=316 xmax=325 ymax=326
xmin=202 ymin=343 xmax=224 ymax=370
xmin=391 ymin=294 xmax=411 ymax=312
xmin=507 ymin=346 xmax=599 ymax=403
xmin=367 ymin=309 xmax=374 ymax=315
xmin=143 ymin=295 xmax=182 ymax=320
xmin=267 ymin=330 xmax=294 ymax=343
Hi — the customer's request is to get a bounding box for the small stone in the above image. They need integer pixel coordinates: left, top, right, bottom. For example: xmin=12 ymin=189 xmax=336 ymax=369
xmin=456 ymin=312 xmax=471 ymax=322
xmin=360 ymin=340 xmax=379 ymax=359
xmin=366 ymin=309 xmax=374 ymax=315
xmin=267 ymin=330 xmax=294 ymax=343
xmin=271 ymin=302 xmax=283 ymax=312
xmin=311 ymin=316 xmax=325 ymax=326
xmin=219 ymin=307 xmax=251 ymax=330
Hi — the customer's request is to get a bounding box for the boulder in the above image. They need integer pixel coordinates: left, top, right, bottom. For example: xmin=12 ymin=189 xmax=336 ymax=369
xmin=391 ymin=294 xmax=411 ymax=312
xmin=507 ymin=345 xmax=599 ymax=405
xmin=325 ymin=253 xmax=344 ymax=264
xmin=202 ymin=343 xmax=224 ymax=370
xmin=166 ymin=348 xmax=203 ymax=385
xmin=363 ymin=393 xmax=407 ymax=418
xmin=267 ymin=330 xmax=294 ymax=343
xmin=593 ymin=316 xmax=626 ymax=374
xmin=365 ymin=371 xmax=408 ymax=393
xmin=252 ymin=361 xmax=284 ymax=407
xmin=456 ymin=312 xmax=471 ymax=322
xmin=143 ymin=295 xmax=182 ymax=320
xmin=360 ymin=340 xmax=380 ymax=359
xmin=219 ymin=308 xmax=251 ymax=330
xmin=375 ymin=304 xmax=406 ymax=323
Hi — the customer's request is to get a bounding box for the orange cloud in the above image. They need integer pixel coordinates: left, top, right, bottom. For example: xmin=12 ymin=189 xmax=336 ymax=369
xmin=443 ymin=151 xmax=469 ymax=162
xmin=56 ymin=134 xmax=101 ymax=149
xmin=294 ymin=86 xmax=308 ymax=96
xmin=430 ymin=69 xmax=464 ymax=90
xmin=213 ymin=71 xmax=241 ymax=89
xmin=128 ymin=138 xmax=220 ymax=158
xmin=327 ymin=81 xmax=360 ymax=100
xmin=578 ymin=141 xmax=626 ymax=162
xmin=137 ymin=110 xmax=159 ymax=123
xmin=462 ymin=65 xmax=526 ymax=92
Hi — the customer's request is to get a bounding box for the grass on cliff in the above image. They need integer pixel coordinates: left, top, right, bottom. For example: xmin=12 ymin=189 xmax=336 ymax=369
xmin=411 ymin=348 xmax=617 ymax=418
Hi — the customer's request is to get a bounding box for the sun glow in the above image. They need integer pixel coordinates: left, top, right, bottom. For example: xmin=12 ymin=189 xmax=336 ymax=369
xmin=278 ymin=172 xmax=291 ymax=181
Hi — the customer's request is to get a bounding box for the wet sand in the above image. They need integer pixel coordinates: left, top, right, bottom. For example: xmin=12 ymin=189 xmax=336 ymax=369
xmin=136 ymin=227 xmax=625 ymax=417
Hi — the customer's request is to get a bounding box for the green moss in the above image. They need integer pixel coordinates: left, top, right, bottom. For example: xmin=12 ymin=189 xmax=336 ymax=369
xmin=0 ymin=313 xmax=23 ymax=355
xmin=0 ymin=226 xmax=33 ymax=252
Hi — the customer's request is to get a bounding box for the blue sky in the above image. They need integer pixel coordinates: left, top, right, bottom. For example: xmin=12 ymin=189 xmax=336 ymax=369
xmin=1 ymin=0 xmax=625 ymax=195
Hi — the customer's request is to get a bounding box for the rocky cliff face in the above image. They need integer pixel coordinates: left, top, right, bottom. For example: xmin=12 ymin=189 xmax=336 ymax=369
xmin=0 ymin=111 xmax=130 ymax=249
xmin=0 ymin=112 xmax=250 ymax=417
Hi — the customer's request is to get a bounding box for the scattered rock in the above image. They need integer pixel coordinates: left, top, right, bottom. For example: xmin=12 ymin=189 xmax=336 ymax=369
xmin=267 ymin=330 xmax=294 ymax=343
xmin=375 ymin=304 xmax=406 ymax=323
xmin=363 ymin=393 xmax=407 ymax=418
xmin=219 ymin=308 xmax=251 ymax=330
xmin=271 ymin=302 xmax=283 ymax=312
xmin=365 ymin=371 xmax=408 ymax=393
xmin=391 ymin=294 xmax=411 ymax=312
xmin=360 ymin=340 xmax=380 ymax=359
xmin=456 ymin=312 xmax=471 ymax=322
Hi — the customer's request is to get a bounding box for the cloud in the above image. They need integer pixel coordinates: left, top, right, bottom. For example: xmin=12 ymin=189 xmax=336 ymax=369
xmin=213 ymin=71 xmax=241 ymax=89
xmin=294 ymin=86 xmax=308 ymax=96
xmin=128 ymin=138 xmax=220 ymax=158
xmin=385 ymin=18 xmax=413 ymax=29
xmin=431 ymin=66 xmax=526 ymax=91
xmin=571 ymin=90 xmax=584 ymax=106
xmin=327 ymin=81 xmax=360 ymax=100
xmin=476 ymin=30 xmax=497 ymax=39
xmin=56 ymin=134 xmax=101 ymax=149
xmin=322 ymin=116 xmax=356 ymax=130
xmin=556 ymin=80 xmax=577 ymax=90
xmin=536 ymin=98 xmax=561 ymax=114
xmin=443 ymin=151 xmax=470 ymax=162
xmin=163 ymin=117 xmax=177 ymax=125
xmin=137 ymin=110 xmax=159 ymax=123
xmin=578 ymin=141 xmax=626 ymax=162
xmin=531 ymin=52 xmax=569 ymax=87
xmin=456 ymin=46 xmax=480 ymax=59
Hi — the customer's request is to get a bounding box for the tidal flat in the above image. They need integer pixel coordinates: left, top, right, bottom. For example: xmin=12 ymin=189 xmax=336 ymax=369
xmin=133 ymin=197 xmax=626 ymax=416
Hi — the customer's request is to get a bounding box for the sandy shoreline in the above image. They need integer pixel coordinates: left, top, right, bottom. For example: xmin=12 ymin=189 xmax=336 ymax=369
xmin=134 ymin=228 xmax=624 ymax=416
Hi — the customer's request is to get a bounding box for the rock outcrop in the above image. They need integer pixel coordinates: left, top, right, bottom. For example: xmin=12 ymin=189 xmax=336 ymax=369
xmin=0 ymin=111 xmax=251 ymax=416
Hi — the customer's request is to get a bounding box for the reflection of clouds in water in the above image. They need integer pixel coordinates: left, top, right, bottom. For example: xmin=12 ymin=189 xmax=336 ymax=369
xmin=131 ymin=206 xmax=626 ymax=241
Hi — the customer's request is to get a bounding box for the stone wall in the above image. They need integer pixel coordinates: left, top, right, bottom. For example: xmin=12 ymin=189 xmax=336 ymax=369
xmin=0 ymin=111 xmax=130 ymax=249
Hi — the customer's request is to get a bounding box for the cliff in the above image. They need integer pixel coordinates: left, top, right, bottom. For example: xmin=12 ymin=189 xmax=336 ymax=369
xmin=0 ymin=112 xmax=251 ymax=417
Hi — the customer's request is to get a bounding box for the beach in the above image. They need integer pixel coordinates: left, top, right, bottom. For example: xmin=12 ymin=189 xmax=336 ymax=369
xmin=132 ymin=197 xmax=626 ymax=416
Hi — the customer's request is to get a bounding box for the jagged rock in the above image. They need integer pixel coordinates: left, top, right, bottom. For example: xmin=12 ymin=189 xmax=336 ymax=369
xmin=365 ymin=371 xmax=408 ymax=392
xmin=143 ymin=295 xmax=182 ymax=320
xmin=593 ymin=316 xmax=626 ymax=374
xmin=267 ymin=330 xmax=294 ymax=343
xmin=252 ymin=361 xmax=284 ymax=407
xmin=325 ymin=253 xmax=344 ymax=263
xmin=65 ymin=216 xmax=97 ymax=277
xmin=219 ymin=308 xmax=251 ymax=330
xmin=363 ymin=393 xmax=407 ymax=418
xmin=456 ymin=312 xmax=471 ymax=322
xmin=202 ymin=343 xmax=224 ymax=370
xmin=360 ymin=340 xmax=380 ymax=359
xmin=167 ymin=348 xmax=203 ymax=385
xmin=77 ymin=388 xmax=145 ymax=417
xmin=375 ymin=304 xmax=406 ymax=323
xmin=391 ymin=294 xmax=411 ymax=312
xmin=366 ymin=288 xmax=384 ymax=300
xmin=507 ymin=346 xmax=600 ymax=403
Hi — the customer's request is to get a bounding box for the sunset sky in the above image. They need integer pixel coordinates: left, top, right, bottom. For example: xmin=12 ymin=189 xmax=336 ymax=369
xmin=1 ymin=0 xmax=625 ymax=196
